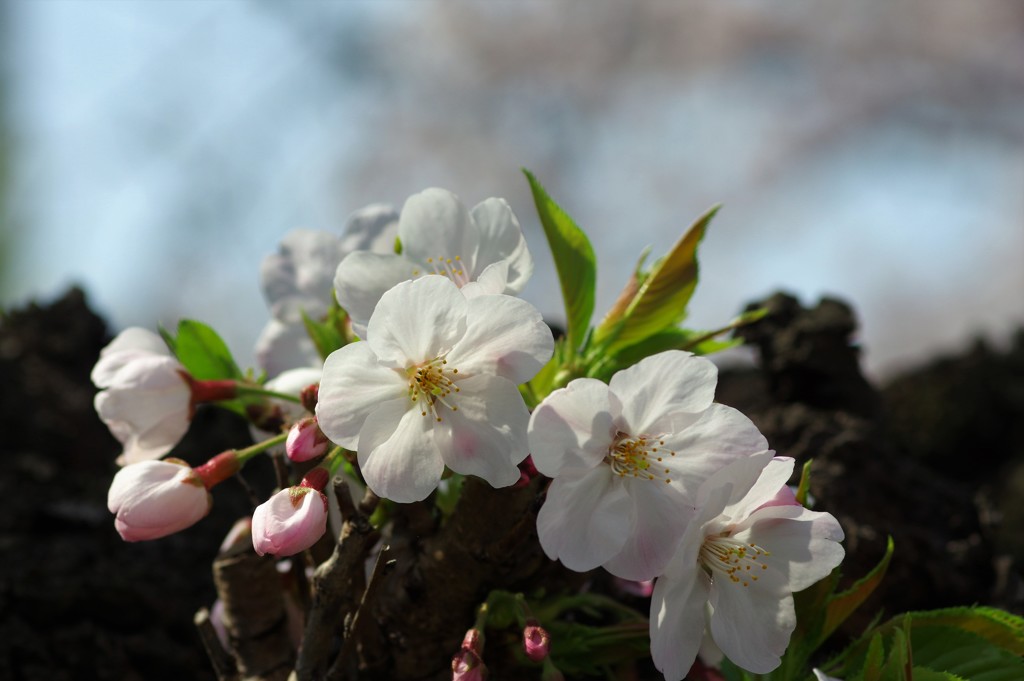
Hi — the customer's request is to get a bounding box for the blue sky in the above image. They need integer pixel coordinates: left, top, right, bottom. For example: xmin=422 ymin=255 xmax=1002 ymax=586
xmin=5 ymin=1 xmax=1022 ymax=378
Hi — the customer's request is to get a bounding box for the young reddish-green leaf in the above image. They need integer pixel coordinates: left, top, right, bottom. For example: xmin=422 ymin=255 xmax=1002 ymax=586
xmin=596 ymin=205 xmax=718 ymax=354
xmin=523 ymin=169 xmax=596 ymax=355
xmin=822 ymin=536 xmax=895 ymax=642
xmin=172 ymin=319 xmax=243 ymax=381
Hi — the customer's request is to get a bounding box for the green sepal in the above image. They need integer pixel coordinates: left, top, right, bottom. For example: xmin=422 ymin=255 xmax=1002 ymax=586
xmin=523 ymin=169 xmax=596 ymax=355
xmin=593 ymin=205 xmax=717 ymax=355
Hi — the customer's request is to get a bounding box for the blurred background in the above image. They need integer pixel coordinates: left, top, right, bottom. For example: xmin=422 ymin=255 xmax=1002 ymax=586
xmin=1 ymin=0 xmax=1021 ymax=379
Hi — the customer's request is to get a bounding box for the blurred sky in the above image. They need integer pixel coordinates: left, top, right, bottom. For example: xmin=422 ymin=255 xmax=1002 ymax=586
xmin=3 ymin=1 xmax=1023 ymax=378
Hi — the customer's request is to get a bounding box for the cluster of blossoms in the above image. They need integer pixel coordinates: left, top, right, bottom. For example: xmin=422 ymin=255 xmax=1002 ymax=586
xmin=95 ymin=186 xmax=844 ymax=679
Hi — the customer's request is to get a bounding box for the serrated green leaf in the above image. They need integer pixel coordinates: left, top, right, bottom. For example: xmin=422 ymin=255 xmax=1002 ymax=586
xmin=172 ymin=319 xmax=243 ymax=381
xmin=906 ymin=607 xmax=1024 ymax=656
xmin=863 ymin=633 xmax=886 ymax=681
xmin=880 ymin=626 xmax=911 ymax=681
xmin=911 ymin=623 xmax=1024 ymax=681
xmin=523 ymin=169 xmax=596 ymax=354
xmin=596 ymin=205 xmax=717 ymax=354
xmin=822 ymin=536 xmax=895 ymax=643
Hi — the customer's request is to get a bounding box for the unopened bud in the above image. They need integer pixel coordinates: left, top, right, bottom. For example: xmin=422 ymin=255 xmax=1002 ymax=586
xmin=452 ymin=646 xmax=486 ymax=681
xmin=300 ymin=383 xmax=319 ymax=413
xmin=286 ymin=417 xmax=330 ymax=462
xmin=523 ymin=620 xmax=550 ymax=662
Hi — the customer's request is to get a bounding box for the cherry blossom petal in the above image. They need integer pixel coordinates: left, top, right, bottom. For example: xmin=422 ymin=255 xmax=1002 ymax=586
xmin=610 ymin=351 xmax=718 ymax=433
xmin=254 ymin=319 xmax=321 ymax=378
xmin=366 ymin=277 xmax=468 ymax=368
xmin=659 ymin=405 xmax=771 ymax=501
xmin=650 ymin=566 xmax=711 ymax=681
xmin=528 ymin=378 xmax=618 ymax=477
xmin=333 ymin=250 xmax=421 ymax=336
xmin=537 ymin=467 xmax=632 ymax=571
xmin=108 ymin=460 xmax=211 ymax=541
xmin=470 ymin=197 xmax=533 ymax=293
xmin=734 ymin=505 xmax=845 ymax=593
xmin=460 ymin=260 xmax=510 ymax=298
xmin=400 ymin=188 xmax=480 ymax=273
xmin=449 ymin=294 xmax=553 ymax=384
xmin=251 ymin=487 xmax=329 ymax=556
xmin=338 ymin=203 xmax=399 ymax=254
xmin=709 ymin=579 xmax=796 ymax=674
xmin=316 ymin=343 xmax=406 ymax=449
xmin=694 ymin=450 xmax=776 ymax=510
xmin=720 ymin=457 xmax=796 ymax=523
xmin=434 ymin=374 xmax=528 ymax=488
xmin=602 ymin=478 xmax=696 ymax=580
xmin=357 ymin=398 xmax=444 ymax=503
xmin=92 ymin=327 xmax=171 ymax=387
xmin=261 ymin=229 xmax=345 ymax=323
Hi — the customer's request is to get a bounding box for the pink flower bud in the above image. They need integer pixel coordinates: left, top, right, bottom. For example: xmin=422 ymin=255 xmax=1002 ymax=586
xmin=107 ymin=459 xmax=211 ymax=541
xmin=758 ymin=483 xmax=801 ymax=510
xmin=452 ymin=646 xmax=486 ymax=681
xmin=251 ymin=485 xmax=329 ymax=556
xmin=523 ymin=621 xmax=550 ymax=662
xmin=286 ymin=417 xmax=330 ymax=462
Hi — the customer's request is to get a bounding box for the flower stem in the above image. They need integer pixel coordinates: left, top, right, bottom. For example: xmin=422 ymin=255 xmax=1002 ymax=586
xmin=235 ymin=384 xmax=304 ymax=404
xmin=236 ymin=432 xmax=288 ymax=464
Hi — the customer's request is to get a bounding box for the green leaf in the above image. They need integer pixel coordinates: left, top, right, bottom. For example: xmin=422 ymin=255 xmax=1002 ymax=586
xmin=879 ymin=625 xmax=911 ymax=681
xmin=435 ymin=473 xmax=465 ymax=519
xmin=906 ymin=607 xmax=1024 ymax=656
xmin=911 ymin=623 xmax=1024 ymax=681
xmin=523 ymin=169 xmax=596 ymax=354
xmin=301 ymin=305 xmax=348 ymax=361
xmin=796 ymin=459 xmax=813 ymax=507
xmin=171 ymin=319 xmax=243 ymax=381
xmin=909 ymin=669 xmax=966 ymax=681
xmin=595 ymin=205 xmax=717 ymax=354
xmin=863 ymin=632 xmax=886 ymax=681
xmin=822 ymin=535 xmax=895 ymax=643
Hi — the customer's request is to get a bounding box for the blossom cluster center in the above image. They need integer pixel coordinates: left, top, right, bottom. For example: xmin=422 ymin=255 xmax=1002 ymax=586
xmin=407 ymin=357 xmax=461 ymax=422
xmin=606 ymin=432 xmax=676 ymax=484
xmin=699 ymin=534 xmax=770 ymax=587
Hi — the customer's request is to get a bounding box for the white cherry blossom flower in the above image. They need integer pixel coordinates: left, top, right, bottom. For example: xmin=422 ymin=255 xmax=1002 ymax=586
xmin=529 ymin=350 xmax=769 ymax=579
xmin=650 ymin=454 xmax=845 ymax=679
xmin=316 ymin=276 xmax=553 ymax=502
xmin=255 ymin=205 xmax=399 ymax=376
xmin=93 ymin=328 xmax=194 ymax=466
xmin=333 ymin=188 xmax=533 ymax=338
